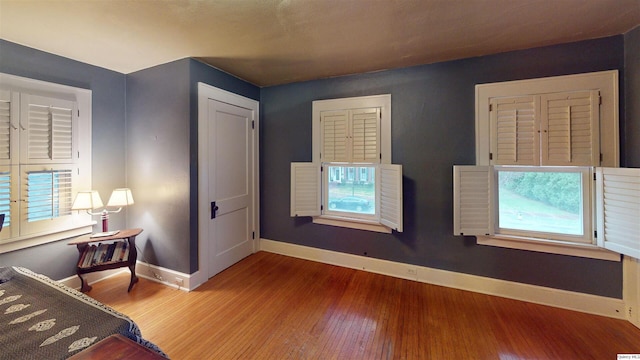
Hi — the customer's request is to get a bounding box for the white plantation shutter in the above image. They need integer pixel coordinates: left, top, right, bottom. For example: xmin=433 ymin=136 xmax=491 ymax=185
xmin=542 ymin=90 xmax=600 ymax=166
xmin=21 ymin=94 xmax=76 ymax=163
xmin=596 ymin=167 xmax=640 ymax=259
xmin=320 ymin=108 xmax=381 ymax=163
xmin=320 ymin=110 xmax=348 ymax=162
xmin=453 ymin=165 xmax=494 ymax=236
xmin=379 ymin=164 xmax=403 ymax=232
xmin=490 ymin=96 xmax=538 ymax=165
xmin=290 ymin=162 xmax=321 ymax=217
xmin=0 ymin=90 xmax=18 ymax=166
xmin=351 ymin=108 xmax=380 ymax=162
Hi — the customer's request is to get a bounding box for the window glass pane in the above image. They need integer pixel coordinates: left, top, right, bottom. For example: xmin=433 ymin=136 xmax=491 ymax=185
xmin=0 ymin=171 xmax=10 ymax=227
xmin=327 ymin=165 xmax=375 ymax=215
xmin=498 ymin=170 xmax=583 ymax=236
xmin=27 ymin=170 xmax=72 ymax=222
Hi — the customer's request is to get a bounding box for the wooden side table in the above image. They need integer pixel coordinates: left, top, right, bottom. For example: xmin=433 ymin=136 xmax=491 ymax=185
xmin=68 ymin=228 xmax=143 ymax=292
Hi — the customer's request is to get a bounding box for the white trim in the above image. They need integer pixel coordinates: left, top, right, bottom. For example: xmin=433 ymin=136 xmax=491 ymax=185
xmin=59 ymin=262 xmax=193 ymax=292
xmin=312 ymin=216 xmax=391 ymax=233
xmin=624 ymin=256 xmax=640 ymax=329
xmin=195 ymin=83 xmax=259 ymax=289
xmin=0 ymin=224 xmax=93 ymax=254
xmin=477 ymin=235 xmax=620 ymax=261
xmin=260 ymin=238 xmax=625 ymax=319
xmin=134 ymin=261 xmax=192 ymax=291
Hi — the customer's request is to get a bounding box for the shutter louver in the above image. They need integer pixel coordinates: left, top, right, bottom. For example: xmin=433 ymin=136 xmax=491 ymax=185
xmin=27 ymin=103 xmax=52 ymax=160
xmin=491 ymin=96 xmax=538 ymax=165
xmin=542 ymin=90 xmax=599 ymax=166
xmin=51 ymin=107 xmax=73 ymax=160
xmin=351 ymin=108 xmax=380 ymax=163
xmin=290 ymin=163 xmax=321 ymax=217
xmin=0 ymin=98 xmax=11 ymax=161
xmin=379 ymin=164 xmax=403 ymax=232
xmin=596 ymin=167 xmax=640 ymax=259
xmin=453 ymin=166 xmax=494 ymax=236
xmin=321 ymin=111 xmax=348 ymax=162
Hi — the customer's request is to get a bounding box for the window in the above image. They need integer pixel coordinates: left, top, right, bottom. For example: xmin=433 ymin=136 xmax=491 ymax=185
xmin=496 ymin=167 xmax=590 ymax=241
xmin=291 ymin=94 xmax=403 ymax=233
xmin=0 ymin=73 xmax=93 ymax=253
xmin=454 ymin=71 xmax=640 ymax=261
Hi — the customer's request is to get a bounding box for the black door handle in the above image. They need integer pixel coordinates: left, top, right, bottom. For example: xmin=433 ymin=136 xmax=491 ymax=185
xmin=211 ymin=201 xmax=219 ymax=219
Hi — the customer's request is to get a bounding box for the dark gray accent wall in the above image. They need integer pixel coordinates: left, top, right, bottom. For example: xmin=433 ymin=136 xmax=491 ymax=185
xmin=0 ymin=40 xmax=127 ymax=280
xmin=625 ymin=25 xmax=640 ymax=168
xmin=126 ymin=59 xmax=259 ymax=274
xmin=260 ymin=36 xmax=627 ymax=298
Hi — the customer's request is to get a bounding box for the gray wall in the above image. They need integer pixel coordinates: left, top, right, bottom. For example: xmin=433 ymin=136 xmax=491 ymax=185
xmin=260 ymin=36 xmax=628 ymax=298
xmin=125 ymin=59 xmax=259 ymax=274
xmin=0 ymin=40 xmax=127 ymax=280
xmin=625 ymin=26 xmax=640 ymax=168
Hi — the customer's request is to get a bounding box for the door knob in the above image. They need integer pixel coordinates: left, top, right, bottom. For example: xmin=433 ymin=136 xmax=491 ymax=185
xmin=211 ymin=201 xmax=219 ymax=219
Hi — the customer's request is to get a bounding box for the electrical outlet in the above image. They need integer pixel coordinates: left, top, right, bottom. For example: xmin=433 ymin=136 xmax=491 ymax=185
xmin=406 ymin=268 xmax=417 ymax=276
xmin=175 ymin=277 xmax=184 ymax=287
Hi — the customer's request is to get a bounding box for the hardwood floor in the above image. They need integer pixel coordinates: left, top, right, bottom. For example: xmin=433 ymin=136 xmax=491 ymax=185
xmin=87 ymin=251 xmax=640 ymax=359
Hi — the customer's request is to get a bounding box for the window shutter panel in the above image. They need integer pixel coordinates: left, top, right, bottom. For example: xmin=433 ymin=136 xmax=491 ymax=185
xmin=379 ymin=164 xmax=402 ymax=232
xmin=290 ymin=162 xmax=321 ymax=217
xmin=0 ymin=91 xmax=11 ymax=163
xmin=490 ymin=96 xmax=538 ymax=165
xmin=596 ymin=167 xmax=640 ymax=259
xmin=21 ymin=94 xmax=76 ymax=163
xmin=320 ymin=110 xmax=348 ymax=162
xmin=453 ymin=165 xmax=494 ymax=236
xmin=541 ymin=90 xmax=600 ymax=166
xmin=0 ymin=91 xmax=18 ymax=166
xmin=351 ymin=108 xmax=380 ymax=163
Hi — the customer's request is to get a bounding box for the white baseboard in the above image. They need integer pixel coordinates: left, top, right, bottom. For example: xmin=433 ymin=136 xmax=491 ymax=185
xmin=58 ymin=262 xmax=192 ymax=292
xmin=259 ymin=238 xmax=626 ymax=320
xmin=59 ymin=268 xmax=126 ymax=290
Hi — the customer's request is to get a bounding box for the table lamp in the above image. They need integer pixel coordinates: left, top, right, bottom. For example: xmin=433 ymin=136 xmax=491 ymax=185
xmin=72 ymin=188 xmax=134 ymax=233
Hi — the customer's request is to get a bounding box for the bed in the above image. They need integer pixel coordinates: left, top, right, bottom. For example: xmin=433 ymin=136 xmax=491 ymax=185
xmin=0 ymin=266 xmax=167 ymax=359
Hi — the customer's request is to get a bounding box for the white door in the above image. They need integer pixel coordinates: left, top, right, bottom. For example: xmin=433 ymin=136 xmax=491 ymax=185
xmin=206 ymin=99 xmax=254 ymax=278
xmin=196 ymin=83 xmax=258 ymax=287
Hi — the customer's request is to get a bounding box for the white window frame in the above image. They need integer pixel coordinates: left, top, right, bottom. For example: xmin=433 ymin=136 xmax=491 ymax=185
xmin=291 ymin=94 xmax=403 ymax=233
xmin=458 ymin=70 xmax=624 ymax=260
xmin=495 ymin=166 xmax=592 ymax=244
xmin=0 ymin=73 xmax=93 ymax=254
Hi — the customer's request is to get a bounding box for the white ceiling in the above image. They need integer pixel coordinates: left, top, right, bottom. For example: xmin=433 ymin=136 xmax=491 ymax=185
xmin=1 ymin=0 xmax=639 ymax=87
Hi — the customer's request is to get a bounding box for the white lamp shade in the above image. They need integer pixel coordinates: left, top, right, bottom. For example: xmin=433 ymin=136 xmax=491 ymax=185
xmin=71 ymin=190 xmax=104 ymax=210
xmin=107 ymin=188 xmax=134 ymax=207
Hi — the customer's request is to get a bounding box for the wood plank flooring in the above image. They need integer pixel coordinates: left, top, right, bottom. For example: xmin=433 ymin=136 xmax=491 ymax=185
xmin=87 ymin=251 xmax=640 ymax=359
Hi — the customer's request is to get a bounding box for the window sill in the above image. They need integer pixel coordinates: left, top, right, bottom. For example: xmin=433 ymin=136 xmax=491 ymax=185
xmin=313 ymin=215 xmax=392 ymax=233
xmin=0 ymin=223 xmax=94 ymax=254
xmin=477 ymin=235 xmax=620 ymax=261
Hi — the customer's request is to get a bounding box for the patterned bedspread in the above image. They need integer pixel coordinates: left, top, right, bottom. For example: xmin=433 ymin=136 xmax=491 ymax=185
xmin=0 ymin=266 xmax=167 ymax=359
